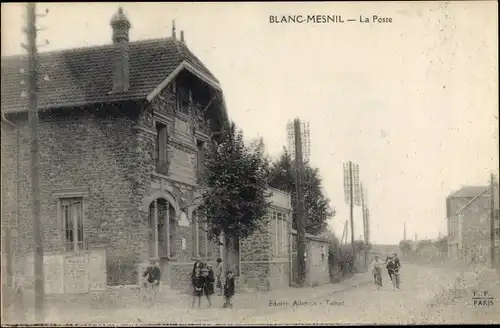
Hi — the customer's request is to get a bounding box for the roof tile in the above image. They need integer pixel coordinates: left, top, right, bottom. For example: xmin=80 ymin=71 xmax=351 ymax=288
xmin=1 ymin=38 xmax=218 ymax=113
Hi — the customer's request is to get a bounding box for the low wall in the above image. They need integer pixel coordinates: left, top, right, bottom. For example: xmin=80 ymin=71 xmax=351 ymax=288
xmin=240 ymin=262 xmax=271 ymax=291
xmin=13 ymin=249 xmax=106 ymax=294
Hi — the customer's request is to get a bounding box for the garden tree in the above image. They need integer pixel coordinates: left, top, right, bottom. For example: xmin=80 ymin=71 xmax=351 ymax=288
xmin=399 ymin=239 xmax=415 ymax=256
xmin=267 ymin=148 xmax=335 ymax=235
xmin=324 ymin=228 xmax=341 ymax=271
xmin=433 ymin=237 xmax=448 ymax=256
xmin=415 ymin=239 xmax=433 ymax=254
xmin=197 ymin=121 xmax=272 ymax=271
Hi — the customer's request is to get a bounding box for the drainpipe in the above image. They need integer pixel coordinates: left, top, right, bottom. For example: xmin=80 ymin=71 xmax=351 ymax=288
xmin=1 ymin=113 xmax=20 ymax=254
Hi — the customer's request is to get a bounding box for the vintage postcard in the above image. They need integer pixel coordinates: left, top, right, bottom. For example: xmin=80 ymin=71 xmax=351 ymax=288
xmin=1 ymin=1 xmax=499 ymax=326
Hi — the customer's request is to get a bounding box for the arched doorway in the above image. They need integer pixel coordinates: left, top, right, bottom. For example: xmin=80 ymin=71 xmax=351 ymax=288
xmin=148 ymin=198 xmax=177 ymax=259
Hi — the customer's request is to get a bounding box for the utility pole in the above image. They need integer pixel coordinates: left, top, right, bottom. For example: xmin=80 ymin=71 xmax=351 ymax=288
xmin=24 ymin=3 xmax=45 ymax=321
xmin=293 ymin=118 xmax=306 ymax=287
xmin=1 ymin=228 xmax=13 ymax=321
xmin=404 ymin=222 xmax=407 ymax=241
xmin=365 ymin=208 xmax=370 ymax=250
xmin=490 ymin=173 xmax=496 ymax=269
xmin=341 ymin=220 xmax=347 ymax=246
xmin=349 ymin=162 xmax=355 ymax=246
xmin=360 ymin=183 xmax=368 ymax=269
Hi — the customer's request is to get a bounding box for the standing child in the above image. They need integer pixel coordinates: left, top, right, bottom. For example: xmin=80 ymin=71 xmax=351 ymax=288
xmin=142 ymin=258 xmax=161 ymax=305
xmin=215 ymin=258 xmax=224 ymax=295
xmin=143 ymin=258 xmax=161 ymax=287
xmin=222 ymin=270 xmax=235 ymax=308
xmin=202 ymin=266 xmax=215 ymax=307
xmin=191 ymin=268 xmax=204 ymax=308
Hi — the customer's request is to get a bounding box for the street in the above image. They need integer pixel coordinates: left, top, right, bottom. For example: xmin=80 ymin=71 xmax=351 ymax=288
xmin=37 ymin=263 xmax=499 ymax=325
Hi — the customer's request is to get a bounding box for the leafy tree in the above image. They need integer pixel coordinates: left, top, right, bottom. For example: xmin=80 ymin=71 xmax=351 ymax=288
xmin=268 ymin=148 xmax=335 ymax=235
xmin=399 ymin=239 xmax=414 ymax=255
xmin=197 ymin=122 xmax=271 ymax=269
xmin=415 ymin=239 xmax=433 ymax=254
xmin=433 ymin=237 xmax=448 ymax=256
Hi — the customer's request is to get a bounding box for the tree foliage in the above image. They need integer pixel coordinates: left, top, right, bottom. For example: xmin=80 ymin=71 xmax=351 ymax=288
xmin=415 ymin=239 xmax=433 ymax=254
xmin=399 ymin=239 xmax=415 ymax=254
xmin=433 ymin=237 xmax=448 ymax=255
xmin=197 ymin=121 xmax=272 ymax=243
xmin=267 ymin=148 xmax=335 ymax=235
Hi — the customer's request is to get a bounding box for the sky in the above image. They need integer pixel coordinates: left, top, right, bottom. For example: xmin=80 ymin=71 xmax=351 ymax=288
xmin=1 ymin=2 xmax=498 ymax=244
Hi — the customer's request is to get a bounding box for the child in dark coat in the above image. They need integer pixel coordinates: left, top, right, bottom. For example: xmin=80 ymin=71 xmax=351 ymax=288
xmin=202 ymin=266 xmax=215 ymax=307
xmin=191 ymin=268 xmax=203 ymax=308
xmin=222 ymin=270 xmax=235 ymax=308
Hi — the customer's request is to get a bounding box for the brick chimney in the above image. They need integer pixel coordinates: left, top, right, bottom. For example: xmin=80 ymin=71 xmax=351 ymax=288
xmin=110 ymin=6 xmax=131 ymax=92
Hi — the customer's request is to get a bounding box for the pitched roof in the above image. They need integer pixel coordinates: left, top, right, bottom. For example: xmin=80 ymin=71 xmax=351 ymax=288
xmin=1 ymin=38 xmax=219 ymax=113
xmin=449 ymin=186 xmax=489 ymax=198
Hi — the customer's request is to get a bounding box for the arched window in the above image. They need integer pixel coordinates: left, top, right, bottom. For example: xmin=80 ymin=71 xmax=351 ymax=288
xmin=148 ymin=198 xmax=177 ymax=259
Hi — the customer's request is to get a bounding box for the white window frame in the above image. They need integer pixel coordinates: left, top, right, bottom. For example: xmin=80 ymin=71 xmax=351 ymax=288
xmin=273 ymin=210 xmax=288 ymax=256
xmin=60 ymin=197 xmax=85 ymax=252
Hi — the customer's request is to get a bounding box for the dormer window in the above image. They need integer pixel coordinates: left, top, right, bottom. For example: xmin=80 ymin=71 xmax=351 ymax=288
xmin=176 ymin=85 xmax=191 ymax=116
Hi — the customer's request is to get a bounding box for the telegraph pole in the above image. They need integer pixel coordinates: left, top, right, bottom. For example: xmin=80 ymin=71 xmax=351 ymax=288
xmin=490 ymin=173 xmax=496 ymax=269
xmin=366 ymin=208 xmax=370 ymax=251
xmin=24 ymin=3 xmax=45 ymax=321
xmin=360 ymin=183 xmax=368 ymax=268
xmin=349 ymin=162 xmax=354 ymax=246
xmin=404 ymin=222 xmax=407 ymax=241
xmin=293 ymin=118 xmax=307 ymax=287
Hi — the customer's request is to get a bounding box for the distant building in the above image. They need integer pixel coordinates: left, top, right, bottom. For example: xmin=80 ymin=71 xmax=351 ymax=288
xmin=370 ymin=244 xmax=399 ymax=258
xmin=446 ymin=185 xmax=500 ymax=265
xmin=291 ymin=230 xmax=330 ymax=287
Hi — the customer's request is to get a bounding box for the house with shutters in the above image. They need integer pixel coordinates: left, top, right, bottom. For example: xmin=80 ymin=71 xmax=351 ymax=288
xmin=1 ymin=7 xmax=296 ymax=292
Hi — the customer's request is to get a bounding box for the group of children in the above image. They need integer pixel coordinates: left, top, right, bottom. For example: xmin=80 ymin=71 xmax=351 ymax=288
xmin=143 ymin=257 xmax=236 ymax=308
xmin=191 ymin=257 xmax=235 ymax=308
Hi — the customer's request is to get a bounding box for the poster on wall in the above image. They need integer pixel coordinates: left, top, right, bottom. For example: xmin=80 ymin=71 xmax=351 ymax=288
xmin=64 ymin=253 xmax=89 ymax=294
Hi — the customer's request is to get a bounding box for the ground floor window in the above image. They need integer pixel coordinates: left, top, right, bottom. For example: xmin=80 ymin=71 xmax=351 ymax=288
xmin=191 ymin=210 xmax=213 ymax=260
xmin=61 ymin=198 xmax=85 ymax=252
xmin=272 ymin=210 xmax=288 ymax=256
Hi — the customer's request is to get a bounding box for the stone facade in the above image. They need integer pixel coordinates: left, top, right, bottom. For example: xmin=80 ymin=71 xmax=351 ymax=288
xmin=238 ymin=188 xmax=292 ymax=292
xmin=1 ymin=72 xmax=221 ymax=288
xmin=1 ymin=107 xmax=147 ymax=285
xmin=446 ymin=186 xmax=500 ymax=265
